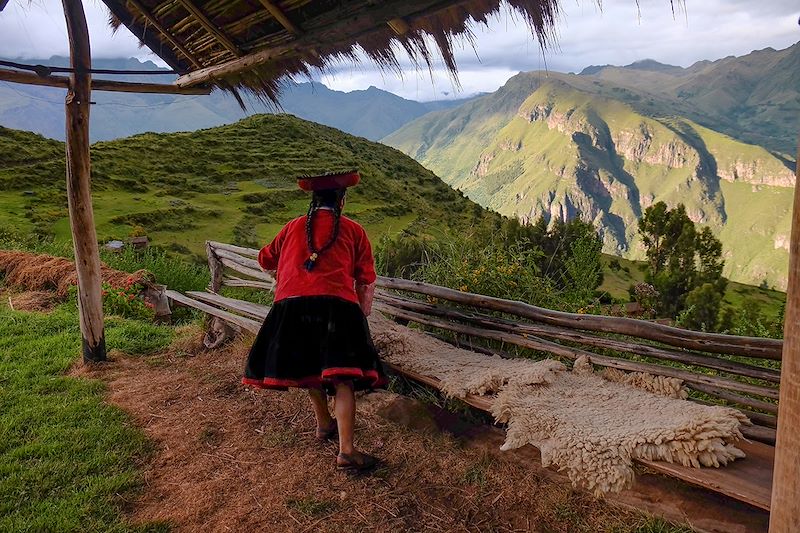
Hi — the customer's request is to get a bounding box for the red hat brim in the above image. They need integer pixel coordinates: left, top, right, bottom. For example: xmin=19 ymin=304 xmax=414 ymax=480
xmin=298 ymin=170 xmax=360 ymax=191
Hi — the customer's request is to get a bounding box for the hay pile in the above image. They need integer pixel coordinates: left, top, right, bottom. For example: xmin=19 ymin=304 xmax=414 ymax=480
xmin=7 ymin=290 xmax=60 ymax=312
xmin=0 ymin=250 xmax=150 ymax=297
xmin=369 ymin=314 xmax=747 ymax=496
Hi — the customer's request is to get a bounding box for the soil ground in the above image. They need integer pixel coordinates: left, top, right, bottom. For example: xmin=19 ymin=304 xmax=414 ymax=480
xmin=73 ymin=327 xmax=701 ymax=533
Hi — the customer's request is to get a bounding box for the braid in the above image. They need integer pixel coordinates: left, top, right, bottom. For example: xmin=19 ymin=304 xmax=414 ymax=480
xmin=303 ymin=189 xmax=345 ymax=271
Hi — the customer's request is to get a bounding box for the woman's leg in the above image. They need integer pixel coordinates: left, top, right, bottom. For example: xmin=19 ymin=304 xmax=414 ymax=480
xmin=308 ymin=388 xmax=334 ymax=431
xmin=334 ymin=381 xmax=356 ymax=455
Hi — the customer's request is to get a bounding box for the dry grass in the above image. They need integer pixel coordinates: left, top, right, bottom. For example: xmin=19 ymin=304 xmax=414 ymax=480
xmin=0 ymin=250 xmax=150 ymax=297
xmin=73 ymin=327 xmax=670 ymax=533
xmin=5 ymin=290 xmax=60 ymax=312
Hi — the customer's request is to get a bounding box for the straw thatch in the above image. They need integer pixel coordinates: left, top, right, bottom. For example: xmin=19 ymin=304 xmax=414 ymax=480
xmin=102 ymin=0 xmax=565 ymax=103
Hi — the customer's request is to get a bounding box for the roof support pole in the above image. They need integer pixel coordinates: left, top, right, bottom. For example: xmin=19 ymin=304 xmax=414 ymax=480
xmin=63 ymin=0 xmax=106 ymax=363
xmin=769 ymin=138 xmax=800 ymax=532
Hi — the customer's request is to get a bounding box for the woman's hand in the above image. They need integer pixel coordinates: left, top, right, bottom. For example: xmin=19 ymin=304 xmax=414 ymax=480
xmin=356 ymin=282 xmax=375 ymax=316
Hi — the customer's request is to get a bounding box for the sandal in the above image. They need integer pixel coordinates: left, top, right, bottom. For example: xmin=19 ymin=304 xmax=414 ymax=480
xmin=337 ymin=451 xmax=381 ymax=473
xmin=315 ymin=420 xmax=338 ymax=442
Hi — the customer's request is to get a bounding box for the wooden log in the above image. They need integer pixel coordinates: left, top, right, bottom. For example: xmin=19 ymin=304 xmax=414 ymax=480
xmin=166 ymin=290 xmax=260 ymax=334
xmin=211 ymin=247 xmax=263 ymax=272
xmin=121 ymin=0 xmax=204 ymax=68
xmin=375 ymin=302 xmax=780 ymax=400
xmin=207 ymin=240 xmax=259 ymax=258
xmin=739 ymin=424 xmax=776 ymax=445
xmin=175 ymin=0 xmax=242 ymax=56
xmin=770 ymin=139 xmax=800 ymax=532
xmin=186 ymin=291 xmax=269 ymax=321
xmin=686 ymin=382 xmax=779 ymax=416
xmin=63 ymin=0 xmax=105 ymax=364
xmin=217 ymin=257 xmax=274 ymax=283
xmin=376 ymin=293 xmax=782 ymax=383
xmin=256 ymin=0 xmax=302 ymax=34
xmin=223 ymin=277 xmax=274 ymax=290
xmin=376 ymin=277 xmax=783 ymax=359
xmin=0 ymin=67 xmax=211 ymax=94
xmin=206 ymin=241 xmax=224 ymax=293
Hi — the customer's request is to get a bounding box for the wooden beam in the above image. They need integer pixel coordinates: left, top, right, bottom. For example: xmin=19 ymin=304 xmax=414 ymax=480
xmin=376 ymin=277 xmax=783 ymax=359
xmin=165 ymin=290 xmax=260 ymax=333
xmin=176 ymin=0 xmax=242 ymax=57
xmin=387 ymin=17 xmax=411 ymax=35
xmin=769 ymin=138 xmax=800 ymax=532
xmin=176 ymin=0 xmax=463 ymax=86
xmin=123 ymin=0 xmax=204 ymax=69
xmin=62 ymin=0 xmax=105 ymax=363
xmin=256 ymin=0 xmax=302 ymax=34
xmin=0 ymin=67 xmax=212 ymax=94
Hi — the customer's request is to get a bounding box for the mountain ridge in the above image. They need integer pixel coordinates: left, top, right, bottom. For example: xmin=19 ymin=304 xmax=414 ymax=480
xmin=384 ymin=44 xmax=799 ymax=289
xmin=0 ymin=56 xmax=475 ymax=142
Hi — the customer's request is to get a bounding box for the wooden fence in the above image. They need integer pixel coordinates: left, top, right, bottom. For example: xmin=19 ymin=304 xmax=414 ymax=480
xmin=204 ymin=241 xmax=781 ymax=444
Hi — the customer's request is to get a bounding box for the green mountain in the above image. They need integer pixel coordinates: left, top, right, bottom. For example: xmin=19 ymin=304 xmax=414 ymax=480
xmin=384 ymin=45 xmax=799 ymax=289
xmin=583 ymin=43 xmax=800 ymax=156
xmin=0 ymin=57 xmax=473 ymax=142
xmin=0 ymin=115 xmax=496 ymax=260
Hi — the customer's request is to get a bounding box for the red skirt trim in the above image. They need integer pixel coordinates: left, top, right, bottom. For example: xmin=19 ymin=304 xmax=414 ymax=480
xmin=242 ymin=367 xmax=386 ymax=390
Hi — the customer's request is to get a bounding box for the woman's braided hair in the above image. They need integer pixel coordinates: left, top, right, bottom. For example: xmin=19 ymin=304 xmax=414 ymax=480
xmin=304 ymin=188 xmax=346 ymax=271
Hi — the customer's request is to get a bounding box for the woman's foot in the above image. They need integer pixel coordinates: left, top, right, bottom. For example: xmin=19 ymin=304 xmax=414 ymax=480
xmin=336 ymin=450 xmax=380 ymax=473
xmin=315 ymin=420 xmax=338 ymax=442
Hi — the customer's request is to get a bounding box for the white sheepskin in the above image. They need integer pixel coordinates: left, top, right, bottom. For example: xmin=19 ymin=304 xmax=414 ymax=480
xmin=369 ymin=314 xmax=748 ymax=496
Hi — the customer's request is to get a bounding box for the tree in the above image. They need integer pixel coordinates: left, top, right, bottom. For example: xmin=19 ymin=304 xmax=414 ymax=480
xmin=681 ymin=283 xmax=723 ymax=331
xmin=637 ymin=202 xmax=726 ymax=319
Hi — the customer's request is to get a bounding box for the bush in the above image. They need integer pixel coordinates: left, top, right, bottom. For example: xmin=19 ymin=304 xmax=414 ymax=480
xmin=374 ymin=232 xmax=430 ymax=278
xmin=678 ymin=283 xmax=722 ymax=331
xmin=414 ymin=232 xmax=557 ymax=308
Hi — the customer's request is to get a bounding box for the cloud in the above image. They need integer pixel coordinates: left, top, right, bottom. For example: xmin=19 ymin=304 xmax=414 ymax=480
xmin=1 ymin=0 xmax=798 ymax=102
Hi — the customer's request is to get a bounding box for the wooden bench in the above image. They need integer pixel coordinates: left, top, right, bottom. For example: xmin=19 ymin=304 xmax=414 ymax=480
xmin=164 ymin=240 xmax=778 ymax=511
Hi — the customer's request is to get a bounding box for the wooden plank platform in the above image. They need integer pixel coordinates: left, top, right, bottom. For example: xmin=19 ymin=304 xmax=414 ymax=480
xmin=166 ymin=290 xmax=775 ymax=512
xmin=384 ymin=362 xmax=775 ymax=512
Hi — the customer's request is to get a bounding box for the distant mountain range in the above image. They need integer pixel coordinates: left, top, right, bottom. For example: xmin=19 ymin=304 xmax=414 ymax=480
xmin=0 ymin=56 xmax=473 ymax=142
xmin=385 ymin=43 xmax=799 ymax=289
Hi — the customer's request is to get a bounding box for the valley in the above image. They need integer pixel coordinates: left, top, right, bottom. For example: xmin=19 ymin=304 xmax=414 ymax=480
xmin=385 ymin=44 xmax=799 ymax=289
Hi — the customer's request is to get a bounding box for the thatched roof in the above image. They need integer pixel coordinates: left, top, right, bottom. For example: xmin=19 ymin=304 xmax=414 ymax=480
xmin=102 ymin=0 xmax=563 ymax=103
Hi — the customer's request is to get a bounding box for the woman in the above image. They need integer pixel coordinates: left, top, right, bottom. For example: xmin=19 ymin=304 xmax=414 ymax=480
xmin=242 ymin=170 xmax=386 ymax=472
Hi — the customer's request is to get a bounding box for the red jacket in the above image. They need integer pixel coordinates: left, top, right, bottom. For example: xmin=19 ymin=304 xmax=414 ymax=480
xmin=257 ymin=210 xmax=376 ymax=305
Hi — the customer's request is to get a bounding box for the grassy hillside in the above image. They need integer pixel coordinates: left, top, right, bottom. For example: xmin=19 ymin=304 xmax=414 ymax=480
xmin=385 ymin=71 xmax=796 ymax=289
xmin=0 ymin=116 xmax=497 ymax=261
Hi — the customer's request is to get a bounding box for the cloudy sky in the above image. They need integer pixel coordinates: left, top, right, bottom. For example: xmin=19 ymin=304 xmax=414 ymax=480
xmin=1 ymin=0 xmax=798 ymax=101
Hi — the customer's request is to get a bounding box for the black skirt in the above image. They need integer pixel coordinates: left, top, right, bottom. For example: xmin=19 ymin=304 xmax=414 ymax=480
xmin=242 ymin=296 xmax=387 ymax=394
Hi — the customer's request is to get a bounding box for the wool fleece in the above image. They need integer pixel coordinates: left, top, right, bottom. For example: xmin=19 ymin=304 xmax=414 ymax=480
xmin=369 ymin=314 xmax=747 ymax=496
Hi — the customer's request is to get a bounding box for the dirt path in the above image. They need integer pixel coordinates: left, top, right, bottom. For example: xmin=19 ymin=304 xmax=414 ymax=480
xmin=75 ymin=327 xmax=670 ymax=533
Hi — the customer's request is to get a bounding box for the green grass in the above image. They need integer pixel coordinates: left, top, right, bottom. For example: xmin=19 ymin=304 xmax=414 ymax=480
xmin=0 ymin=303 xmax=174 ymax=532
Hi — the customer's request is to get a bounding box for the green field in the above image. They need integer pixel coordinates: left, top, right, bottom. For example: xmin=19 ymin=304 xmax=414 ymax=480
xmin=0 ymin=116 xmax=501 ymax=262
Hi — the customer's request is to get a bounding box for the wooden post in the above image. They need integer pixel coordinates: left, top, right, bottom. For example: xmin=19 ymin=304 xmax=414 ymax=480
xmin=206 ymin=241 xmax=224 ymax=293
xmin=63 ymin=0 xmax=106 ymax=363
xmin=770 ymin=140 xmax=800 ymax=532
